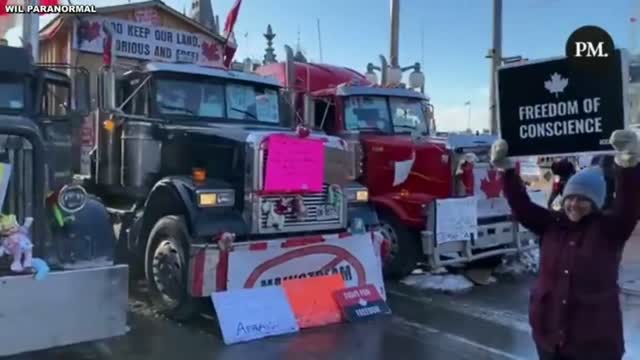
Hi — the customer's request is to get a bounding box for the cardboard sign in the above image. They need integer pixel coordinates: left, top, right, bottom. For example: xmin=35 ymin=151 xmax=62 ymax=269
xmin=264 ymin=134 xmax=324 ymax=192
xmin=497 ymin=49 xmax=629 ymax=157
xmin=333 ymin=284 xmax=391 ymax=322
xmin=227 ymin=233 xmax=386 ymax=300
xmin=435 ymin=196 xmax=478 ymax=244
xmin=73 ymin=16 xmax=224 ymax=67
xmin=282 ymin=274 xmax=345 ymax=328
xmin=211 ymin=287 xmax=299 ymax=345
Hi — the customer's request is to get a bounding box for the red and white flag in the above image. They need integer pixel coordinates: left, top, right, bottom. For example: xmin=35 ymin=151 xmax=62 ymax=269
xmin=223 ymin=0 xmax=242 ymax=36
xmin=222 ymin=0 xmax=242 ymax=67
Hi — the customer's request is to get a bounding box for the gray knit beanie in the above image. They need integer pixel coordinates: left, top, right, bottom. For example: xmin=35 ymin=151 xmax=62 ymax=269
xmin=562 ymin=167 xmax=607 ymax=209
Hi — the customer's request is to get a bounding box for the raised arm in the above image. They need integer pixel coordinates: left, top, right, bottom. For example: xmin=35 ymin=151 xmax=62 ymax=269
xmin=502 ymin=168 xmax=555 ymax=236
xmin=490 ymin=140 xmax=555 ymax=236
xmin=602 ymin=130 xmax=640 ymax=242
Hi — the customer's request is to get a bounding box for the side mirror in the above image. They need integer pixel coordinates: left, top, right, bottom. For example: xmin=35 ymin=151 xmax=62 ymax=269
xmin=73 ymin=71 xmax=90 ymax=116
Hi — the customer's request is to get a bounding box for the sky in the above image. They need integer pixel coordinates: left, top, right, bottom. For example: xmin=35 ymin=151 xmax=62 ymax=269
xmin=3 ymin=0 xmax=638 ymax=131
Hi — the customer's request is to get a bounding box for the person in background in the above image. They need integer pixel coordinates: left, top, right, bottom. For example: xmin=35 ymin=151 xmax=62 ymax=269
xmin=490 ymin=129 xmax=640 ymax=360
xmin=547 ymin=158 xmax=577 ymax=209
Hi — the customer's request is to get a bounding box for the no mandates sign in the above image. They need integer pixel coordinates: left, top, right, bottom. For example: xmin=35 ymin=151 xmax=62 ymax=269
xmin=496 ymin=49 xmax=630 ymax=157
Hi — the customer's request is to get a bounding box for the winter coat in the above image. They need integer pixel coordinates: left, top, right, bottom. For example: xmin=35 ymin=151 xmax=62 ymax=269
xmin=501 ymin=164 xmax=640 ymax=359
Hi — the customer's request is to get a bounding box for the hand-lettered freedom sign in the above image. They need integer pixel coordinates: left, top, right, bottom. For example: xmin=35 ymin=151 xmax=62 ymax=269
xmin=72 ymin=16 xmax=225 ymax=67
xmin=496 ymin=49 xmax=630 ymax=157
xmin=264 ymin=134 xmax=325 ymax=193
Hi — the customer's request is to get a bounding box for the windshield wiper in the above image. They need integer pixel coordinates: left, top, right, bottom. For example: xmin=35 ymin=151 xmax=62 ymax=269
xmin=160 ymin=104 xmax=195 ymax=115
xmin=230 ymin=107 xmax=258 ymax=120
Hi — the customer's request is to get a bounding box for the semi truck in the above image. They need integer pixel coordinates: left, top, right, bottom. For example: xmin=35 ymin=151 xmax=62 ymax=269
xmin=0 ymin=44 xmax=128 ymax=357
xmin=256 ymin=48 xmax=542 ymax=278
xmin=78 ymin=25 xmax=385 ymax=320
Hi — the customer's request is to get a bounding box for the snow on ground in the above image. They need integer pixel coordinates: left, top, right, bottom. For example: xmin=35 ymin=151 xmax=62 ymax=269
xmin=401 ymin=273 xmax=474 ymax=294
xmin=494 ymin=247 xmax=540 ymax=276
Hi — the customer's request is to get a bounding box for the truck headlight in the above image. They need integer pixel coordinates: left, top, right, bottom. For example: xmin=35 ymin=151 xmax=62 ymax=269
xmin=196 ymin=190 xmax=235 ymax=207
xmin=344 ymin=187 xmax=369 ymax=202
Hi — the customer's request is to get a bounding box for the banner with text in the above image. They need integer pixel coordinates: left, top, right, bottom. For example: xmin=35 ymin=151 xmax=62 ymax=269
xmin=72 ymin=16 xmax=225 ymax=67
xmin=497 ymin=49 xmax=629 ymax=157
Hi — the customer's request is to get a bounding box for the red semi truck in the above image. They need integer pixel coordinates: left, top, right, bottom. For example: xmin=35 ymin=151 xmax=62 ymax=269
xmin=256 ymin=50 xmax=543 ymax=278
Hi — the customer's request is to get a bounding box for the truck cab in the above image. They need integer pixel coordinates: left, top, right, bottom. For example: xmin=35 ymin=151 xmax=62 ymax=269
xmin=257 ymin=56 xmax=541 ymax=278
xmin=89 ymin=56 xmax=382 ymax=319
xmin=0 ymin=45 xmax=128 ymax=357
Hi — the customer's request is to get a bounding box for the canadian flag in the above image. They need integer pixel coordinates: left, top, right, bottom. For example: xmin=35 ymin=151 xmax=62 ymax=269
xmin=222 ymin=0 xmax=242 ymax=68
xmin=0 ymin=0 xmax=61 ymax=16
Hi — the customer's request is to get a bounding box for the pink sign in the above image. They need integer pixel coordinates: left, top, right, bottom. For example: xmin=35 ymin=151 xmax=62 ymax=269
xmin=264 ymin=134 xmax=324 ymax=193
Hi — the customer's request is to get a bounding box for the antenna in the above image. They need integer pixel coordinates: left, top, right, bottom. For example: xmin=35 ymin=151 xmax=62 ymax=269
xmin=317 ymin=18 xmax=324 ymax=63
xmin=420 ymin=23 xmax=424 ymax=66
xmin=632 ymin=1 xmax=640 ymax=54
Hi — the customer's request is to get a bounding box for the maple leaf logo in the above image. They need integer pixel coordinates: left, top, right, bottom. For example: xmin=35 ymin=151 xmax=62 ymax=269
xmin=544 ymin=73 xmax=569 ymax=98
xmin=480 ymin=168 xmax=503 ymax=198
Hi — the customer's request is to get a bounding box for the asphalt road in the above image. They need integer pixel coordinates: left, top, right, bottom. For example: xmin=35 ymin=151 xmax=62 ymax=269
xmin=7 ymin=273 xmax=640 ymax=360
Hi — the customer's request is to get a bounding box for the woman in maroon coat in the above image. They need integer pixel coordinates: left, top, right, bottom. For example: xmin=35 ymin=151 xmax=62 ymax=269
xmin=490 ymin=130 xmax=640 ymax=360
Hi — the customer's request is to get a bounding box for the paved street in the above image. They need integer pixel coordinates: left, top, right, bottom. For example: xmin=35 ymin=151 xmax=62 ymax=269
xmin=8 ymin=268 xmax=640 ymax=360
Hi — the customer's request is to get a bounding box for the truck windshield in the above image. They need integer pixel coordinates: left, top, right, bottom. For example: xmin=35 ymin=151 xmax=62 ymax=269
xmin=0 ymin=81 xmax=25 ymax=111
xmin=155 ymin=79 xmax=280 ymax=124
xmin=344 ymin=95 xmax=427 ymax=133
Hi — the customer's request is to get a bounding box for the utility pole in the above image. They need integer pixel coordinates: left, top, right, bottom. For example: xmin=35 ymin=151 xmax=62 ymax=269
xmin=22 ymin=0 xmax=39 ymax=61
xmin=488 ymin=0 xmax=502 ymax=135
xmin=390 ymin=0 xmax=400 ymax=67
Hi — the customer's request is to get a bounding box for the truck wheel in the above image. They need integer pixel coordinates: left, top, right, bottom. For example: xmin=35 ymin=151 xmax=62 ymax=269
xmin=379 ymin=213 xmax=419 ymax=279
xmin=145 ymin=215 xmax=199 ymax=321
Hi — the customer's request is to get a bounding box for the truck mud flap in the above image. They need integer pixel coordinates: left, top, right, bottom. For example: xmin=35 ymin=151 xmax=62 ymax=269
xmin=0 ymin=265 xmax=129 ymax=357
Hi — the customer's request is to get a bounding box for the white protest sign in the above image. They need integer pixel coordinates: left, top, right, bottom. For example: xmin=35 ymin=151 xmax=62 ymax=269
xmin=72 ymin=16 xmax=224 ymax=67
xmin=211 ymin=286 xmax=299 ymax=345
xmin=227 ymin=233 xmax=386 ymax=301
xmin=435 ymin=196 xmax=478 ymax=244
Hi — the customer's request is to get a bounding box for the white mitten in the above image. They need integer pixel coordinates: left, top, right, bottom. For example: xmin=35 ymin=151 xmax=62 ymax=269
xmin=490 ymin=139 xmax=514 ymax=169
xmin=455 ymin=153 xmax=479 ymax=175
xmin=610 ymin=129 xmax=640 ymax=168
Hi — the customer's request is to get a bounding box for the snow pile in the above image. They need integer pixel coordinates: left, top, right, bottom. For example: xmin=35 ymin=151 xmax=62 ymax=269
xmin=401 ymin=273 xmax=474 ymax=294
xmin=495 ymin=247 xmax=540 ymax=275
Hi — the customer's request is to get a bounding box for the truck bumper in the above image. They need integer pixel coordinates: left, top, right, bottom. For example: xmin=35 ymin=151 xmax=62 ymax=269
xmin=0 ymin=265 xmax=129 ymax=357
xmin=188 ymin=230 xmax=389 ymax=298
xmin=420 ymin=221 xmax=537 ymax=268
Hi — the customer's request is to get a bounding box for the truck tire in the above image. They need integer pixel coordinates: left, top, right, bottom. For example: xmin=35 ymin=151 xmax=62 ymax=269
xmin=379 ymin=213 xmax=419 ymax=279
xmin=145 ymin=215 xmax=199 ymax=321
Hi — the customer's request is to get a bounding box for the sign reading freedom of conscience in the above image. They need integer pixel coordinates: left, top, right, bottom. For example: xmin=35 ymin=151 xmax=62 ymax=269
xmin=497 ymin=49 xmax=630 ymax=157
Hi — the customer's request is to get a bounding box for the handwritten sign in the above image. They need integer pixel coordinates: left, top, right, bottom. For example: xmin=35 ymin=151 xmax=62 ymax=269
xmin=264 ymin=134 xmax=324 ymax=192
xmin=333 ymin=284 xmax=391 ymax=322
xmin=435 ymin=196 xmax=478 ymax=244
xmin=211 ymin=287 xmax=299 ymax=345
xmin=72 ymin=16 xmax=224 ymax=67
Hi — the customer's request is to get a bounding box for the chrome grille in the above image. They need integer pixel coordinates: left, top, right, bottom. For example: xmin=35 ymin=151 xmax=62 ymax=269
xmin=257 ymin=184 xmax=345 ymax=233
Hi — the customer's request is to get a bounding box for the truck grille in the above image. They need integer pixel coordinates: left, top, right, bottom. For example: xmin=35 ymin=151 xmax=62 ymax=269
xmin=257 ymin=184 xmax=345 ymax=233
